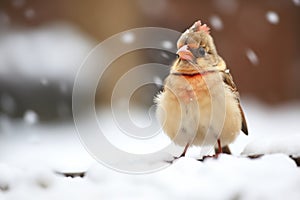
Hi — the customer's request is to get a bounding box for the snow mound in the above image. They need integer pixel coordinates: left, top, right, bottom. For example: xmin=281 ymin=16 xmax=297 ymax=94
xmin=242 ymin=134 xmax=300 ymax=157
xmin=1 ymin=155 xmax=300 ymax=200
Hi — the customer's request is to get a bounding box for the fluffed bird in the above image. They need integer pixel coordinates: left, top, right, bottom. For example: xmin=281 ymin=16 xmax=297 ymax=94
xmin=155 ymin=20 xmax=248 ymax=159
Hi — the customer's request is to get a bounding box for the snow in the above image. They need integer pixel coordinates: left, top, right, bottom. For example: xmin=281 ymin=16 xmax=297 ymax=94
xmin=1 ymin=100 xmax=300 ymax=199
xmin=121 ymin=32 xmax=135 ymax=44
xmin=293 ymin=0 xmax=300 ymax=6
xmin=243 ymin=135 xmax=300 ymax=157
xmin=84 ymin=154 xmax=300 ymax=200
xmin=241 ymin=101 xmax=300 ymax=156
xmin=153 ymin=76 xmax=163 ymax=87
xmin=24 ymin=8 xmax=35 ymax=20
xmin=266 ymin=11 xmax=280 ymax=24
xmin=98 ymin=108 xmax=169 ymax=154
xmin=0 ymin=23 xmax=95 ymax=82
xmin=23 ymin=110 xmax=39 ymax=125
xmin=161 ymin=40 xmax=173 ymax=49
xmin=161 ymin=52 xmax=169 ymax=59
xmin=40 ymin=78 xmax=49 ymax=86
xmin=1 ymin=155 xmax=300 ymax=200
xmin=245 ymin=48 xmax=259 ymax=66
xmin=0 ymin=121 xmax=94 ymax=172
xmin=209 ymin=15 xmax=223 ymax=31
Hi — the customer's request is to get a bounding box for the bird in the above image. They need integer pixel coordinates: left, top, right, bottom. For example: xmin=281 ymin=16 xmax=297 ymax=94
xmin=155 ymin=20 xmax=248 ymax=160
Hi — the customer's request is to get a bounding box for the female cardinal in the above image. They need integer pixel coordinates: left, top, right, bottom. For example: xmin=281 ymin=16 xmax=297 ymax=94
xmin=155 ymin=20 xmax=248 ymax=159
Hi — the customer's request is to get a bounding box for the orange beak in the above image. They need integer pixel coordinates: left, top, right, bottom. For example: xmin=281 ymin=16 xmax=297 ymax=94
xmin=176 ymin=45 xmax=194 ymax=61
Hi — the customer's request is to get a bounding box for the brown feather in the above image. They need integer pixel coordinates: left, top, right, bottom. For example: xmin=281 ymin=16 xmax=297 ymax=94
xmin=222 ymin=71 xmax=248 ymax=135
xmin=238 ymin=103 xmax=249 ymax=135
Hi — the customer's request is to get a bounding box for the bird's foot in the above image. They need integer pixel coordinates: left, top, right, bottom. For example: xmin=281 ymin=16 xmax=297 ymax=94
xmin=197 ymin=153 xmax=220 ymax=162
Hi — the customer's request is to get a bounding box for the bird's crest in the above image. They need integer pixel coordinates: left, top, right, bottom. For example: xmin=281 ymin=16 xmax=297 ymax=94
xmin=191 ymin=20 xmax=210 ymax=34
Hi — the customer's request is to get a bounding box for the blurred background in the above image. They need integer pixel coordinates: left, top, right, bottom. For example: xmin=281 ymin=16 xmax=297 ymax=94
xmin=0 ymin=0 xmax=299 ymax=122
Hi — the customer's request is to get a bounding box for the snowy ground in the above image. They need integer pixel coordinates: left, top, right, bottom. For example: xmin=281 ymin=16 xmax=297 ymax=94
xmin=1 ymin=99 xmax=300 ymax=200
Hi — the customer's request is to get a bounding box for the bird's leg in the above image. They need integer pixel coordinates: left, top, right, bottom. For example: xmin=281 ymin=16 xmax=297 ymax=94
xmin=165 ymin=143 xmax=190 ymax=164
xmin=216 ymin=139 xmax=222 ymax=155
xmin=215 ymin=139 xmax=222 ymax=156
xmin=176 ymin=143 xmax=190 ymax=159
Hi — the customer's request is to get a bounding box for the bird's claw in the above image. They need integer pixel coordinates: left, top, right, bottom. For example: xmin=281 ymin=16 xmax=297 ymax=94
xmin=197 ymin=154 xmax=219 ymax=162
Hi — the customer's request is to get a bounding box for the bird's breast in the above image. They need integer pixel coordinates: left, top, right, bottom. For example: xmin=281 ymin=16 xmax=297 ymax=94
xmin=166 ymin=74 xmax=211 ymax=104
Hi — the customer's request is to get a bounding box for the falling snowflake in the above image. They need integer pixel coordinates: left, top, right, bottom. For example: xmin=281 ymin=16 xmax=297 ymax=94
xmin=153 ymin=76 xmax=163 ymax=88
xmin=40 ymin=78 xmax=49 ymax=86
xmin=266 ymin=11 xmax=279 ymax=24
xmin=292 ymin=0 xmax=300 ymax=6
xmin=209 ymin=15 xmax=223 ymax=31
xmin=121 ymin=32 xmax=135 ymax=44
xmin=161 ymin=52 xmax=169 ymax=59
xmin=24 ymin=110 xmax=39 ymax=125
xmin=246 ymin=49 xmax=259 ymax=66
xmin=162 ymin=40 xmax=173 ymax=49
xmin=24 ymin=8 xmax=35 ymax=19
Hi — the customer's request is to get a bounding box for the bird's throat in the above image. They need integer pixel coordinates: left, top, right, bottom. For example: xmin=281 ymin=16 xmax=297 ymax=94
xmin=171 ymin=59 xmax=216 ymax=77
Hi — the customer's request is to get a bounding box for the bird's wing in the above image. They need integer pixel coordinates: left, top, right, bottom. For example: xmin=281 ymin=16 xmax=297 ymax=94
xmin=222 ymin=71 xmax=248 ymax=135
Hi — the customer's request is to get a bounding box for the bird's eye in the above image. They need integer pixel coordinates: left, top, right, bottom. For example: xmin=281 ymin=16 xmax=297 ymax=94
xmin=198 ymin=47 xmax=206 ymax=57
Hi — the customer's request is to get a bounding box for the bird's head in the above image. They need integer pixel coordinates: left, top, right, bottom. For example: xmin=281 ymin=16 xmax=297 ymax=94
xmin=173 ymin=20 xmax=226 ymax=74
